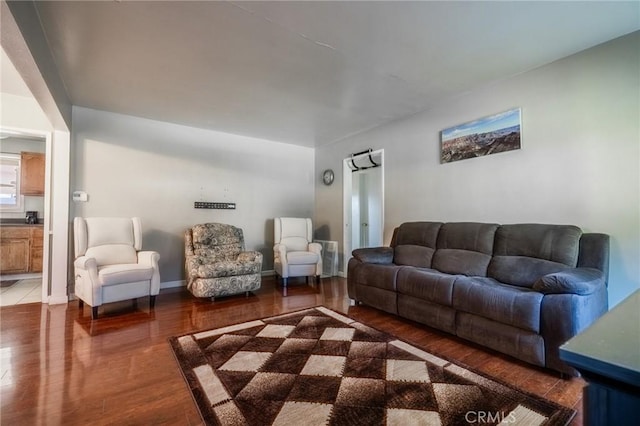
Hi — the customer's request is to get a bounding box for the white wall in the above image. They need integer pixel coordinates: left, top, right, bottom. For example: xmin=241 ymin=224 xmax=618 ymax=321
xmin=72 ymin=107 xmax=315 ymax=285
xmin=316 ymin=31 xmax=640 ymax=307
xmin=0 ymin=93 xmax=53 ymax=131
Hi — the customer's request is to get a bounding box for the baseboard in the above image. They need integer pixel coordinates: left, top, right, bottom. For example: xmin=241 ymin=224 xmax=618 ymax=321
xmin=47 ymin=295 xmax=69 ymax=305
xmin=1 ymin=273 xmax=42 ymax=281
xmin=161 ymin=280 xmax=185 ymax=289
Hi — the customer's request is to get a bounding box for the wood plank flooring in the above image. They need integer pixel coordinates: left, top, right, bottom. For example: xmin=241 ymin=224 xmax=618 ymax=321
xmin=0 ymin=276 xmax=585 ymax=425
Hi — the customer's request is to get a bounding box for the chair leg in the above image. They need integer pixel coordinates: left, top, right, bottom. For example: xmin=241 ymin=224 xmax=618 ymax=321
xmin=315 ymin=275 xmax=321 ymax=284
xmin=306 ymin=276 xmax=309 ymax=284
xmin=245 ymin=291 xmax=249 ymax=298
xmin=150 ymin=295 xmax=156 ymax=308
xmin=210 ymin=296 xmax=215 ymax=302
xmin=282 ymin=277 xmax=288 ymax=287
xmin=91 ymin=306 xmax=98 ymax=319
xmin=78 ymin=299 xmax=84 ymax=308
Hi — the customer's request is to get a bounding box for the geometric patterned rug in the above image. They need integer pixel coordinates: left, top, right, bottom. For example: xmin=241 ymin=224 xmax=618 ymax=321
xmin=168 ymin=306 xmax=575 ymax=425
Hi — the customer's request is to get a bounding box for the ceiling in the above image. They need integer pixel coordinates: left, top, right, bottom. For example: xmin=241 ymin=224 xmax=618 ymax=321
xmin=8 ymin=1 xmax=640 ymax=147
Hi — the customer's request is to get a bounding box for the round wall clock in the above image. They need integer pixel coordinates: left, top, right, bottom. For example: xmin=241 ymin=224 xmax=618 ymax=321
xmin=322 ymin=169 xmax=335 ymax=186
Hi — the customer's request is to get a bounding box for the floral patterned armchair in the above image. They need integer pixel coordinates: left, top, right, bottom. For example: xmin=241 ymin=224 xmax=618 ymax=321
xmin=185 ymin=223 xmax=263 ymax=300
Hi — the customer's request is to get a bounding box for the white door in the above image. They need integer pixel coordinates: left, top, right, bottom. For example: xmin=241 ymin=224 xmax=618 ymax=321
xmin=343 ymin=150 xmax=384 ymax=273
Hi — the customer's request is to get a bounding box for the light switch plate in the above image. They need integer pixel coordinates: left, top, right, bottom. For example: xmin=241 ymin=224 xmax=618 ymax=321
xmin=73 ymin=191 xmax=88 ymax=202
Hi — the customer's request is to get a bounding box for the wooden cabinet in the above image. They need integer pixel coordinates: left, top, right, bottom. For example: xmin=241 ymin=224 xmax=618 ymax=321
xmin=30 ymin=227 xmax=44 ymax=273
xmin=0 ymin=227 xmax=30 ymax=274
xmin=0 ymin=226 xmax=44 ymax=275
xmin=20 ymin=151 xmax=45 ymax=196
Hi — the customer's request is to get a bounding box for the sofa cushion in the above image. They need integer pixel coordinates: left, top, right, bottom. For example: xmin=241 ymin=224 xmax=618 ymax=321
xmin=286 ymin=251 xmax=320 ymax=265
xmin=195 ymin=260 xmax=262 ymax=278
xmin=396 ymin=268 xmax=456 ymax=306
xmin=350 ymin=263 xmax=403 ymax=292
xmin=398 ymin=295 xmax=456 ymax=334
xmin=433 ymin=249 xmax=492 ymax=277
xmin=191 ymin=223 xmax=243 ymax=260
xmin=432 ymin=222 xmax=498 ymax=276
xmin=98 ymin=264 xmax=153 ymax=286
xmin=391 ymin=222 xmax=442 ymax=248
xmin=436 ymin=222 xmax=498 ymax=253
xmin=488 ymin=224 xmax=582 ymax=287
xmin=453 ymin=276 xmax=543 ymax=333
xmin=394 ymin=245 xmax=434 ymax=268
xmin=456 ymin=312 xmax=545 ymax=367
xmin=86 ymin=244 xmax=138 ymax=267
xmin=493 ymin=224 xmax=582 ymax=265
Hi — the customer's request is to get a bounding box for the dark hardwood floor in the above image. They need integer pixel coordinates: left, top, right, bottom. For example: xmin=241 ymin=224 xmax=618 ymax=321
xmin=0 ymin=276 xmax=584 ymax=425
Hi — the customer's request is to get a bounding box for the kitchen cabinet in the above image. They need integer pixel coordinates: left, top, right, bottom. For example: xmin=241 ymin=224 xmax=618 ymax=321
xmin=20 ymin=151 xmax=45 ymax=196
xmin=30 ymin=227 xmax=44 ymax=273
xmin=0 ymin=226 xmax=44 ymax=274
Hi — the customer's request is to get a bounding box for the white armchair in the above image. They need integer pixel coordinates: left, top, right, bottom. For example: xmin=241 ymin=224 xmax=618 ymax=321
xmin=274 ymin=217 xmax=322 ymax=286
xmin=73 ymin=217 xmax=160 ymax=319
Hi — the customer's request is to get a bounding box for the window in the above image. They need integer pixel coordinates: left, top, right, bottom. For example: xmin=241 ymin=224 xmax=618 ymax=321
xmin=0 ymin=153 xmax=23 ymax=211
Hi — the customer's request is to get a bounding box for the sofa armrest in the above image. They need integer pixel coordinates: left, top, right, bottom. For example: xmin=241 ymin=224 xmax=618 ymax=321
xmin=352 ymin=247 xmax=394 ymax=264
xmin=533 ymin=268 xmax=605 ymax=295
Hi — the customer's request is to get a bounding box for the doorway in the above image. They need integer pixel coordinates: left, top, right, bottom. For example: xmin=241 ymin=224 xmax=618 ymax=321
xmin=343 ymin=149 xmax=384 ymax=273
xmin=0 ymin=129 xmax=50 ymax=305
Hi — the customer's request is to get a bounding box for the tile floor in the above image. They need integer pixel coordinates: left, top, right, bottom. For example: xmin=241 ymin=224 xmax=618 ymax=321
xmin=0 ymin=278 xmax=42 ymax=306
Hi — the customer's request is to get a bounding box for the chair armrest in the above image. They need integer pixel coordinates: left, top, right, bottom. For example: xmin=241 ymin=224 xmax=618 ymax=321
xmin=138 ymin=250 xmax=160 ymax=266
xmin=74 ymin=256 xmax=101 ymax=305
xmin=274 ymin=243 xmax=287 ymax=262
xmin=352 ymin=247 xmax=394 ymax=264
xmin=74 ymin=255 xmax=97 ymax=271
xmin=138 ymin=251 xmax=161 ymax=295
xmin=533 ymin=268 xmax=605 ymax=295
xmin=238 ymin=251 xmax=264 ymax=264
xmin=308 ymin=242 xmax=322 ymax=254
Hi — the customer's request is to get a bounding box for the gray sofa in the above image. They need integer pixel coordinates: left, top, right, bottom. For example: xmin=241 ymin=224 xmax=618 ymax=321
xmin=347 ymin=222 xmax=609 ymax=375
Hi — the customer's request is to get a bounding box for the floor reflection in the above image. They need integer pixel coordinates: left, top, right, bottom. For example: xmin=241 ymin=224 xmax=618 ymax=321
xmin=0 ymin=276 xmax=350 ymax=424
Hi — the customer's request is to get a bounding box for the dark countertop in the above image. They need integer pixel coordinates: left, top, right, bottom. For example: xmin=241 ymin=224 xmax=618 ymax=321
xmin=560 ymin=289 xmax=640 ymax=387
xmin=0 ymin=220 xmax=43 ymax=227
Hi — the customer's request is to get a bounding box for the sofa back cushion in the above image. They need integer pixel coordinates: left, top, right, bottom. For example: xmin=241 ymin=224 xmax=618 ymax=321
xmin=432 ymin=222 xmax=498 ymax=276
xmin=391 ymin=222 xmax=442 ymax=267
xmin=394 ymin=245 xmax=435 ymax=268
xmin=488 ymin=224 xmax=582 ymax=287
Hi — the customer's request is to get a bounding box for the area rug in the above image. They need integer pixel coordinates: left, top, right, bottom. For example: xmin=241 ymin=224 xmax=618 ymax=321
xmin=169 ymin=306 xmax=575 ymax=425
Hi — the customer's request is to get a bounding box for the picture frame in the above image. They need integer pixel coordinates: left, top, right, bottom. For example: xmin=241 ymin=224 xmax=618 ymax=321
xmin=441 ymin=108 xmax=521 ymax=163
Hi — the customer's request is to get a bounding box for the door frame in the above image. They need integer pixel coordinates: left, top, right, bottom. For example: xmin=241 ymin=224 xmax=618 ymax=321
xmin=342 ymin=149 xmax=384 ymax=275
xmin=0 ymin=126 xmax=69 ymax=304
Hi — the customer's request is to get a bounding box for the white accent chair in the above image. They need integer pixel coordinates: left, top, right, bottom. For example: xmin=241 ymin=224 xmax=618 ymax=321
xmin=73 ymin=217 xmax=160 ymax=319
xmin=273 ymin=217 xmax=322 ymax=286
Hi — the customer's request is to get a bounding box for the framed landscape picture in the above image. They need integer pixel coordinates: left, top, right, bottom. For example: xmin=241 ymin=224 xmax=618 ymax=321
xmin=441 ymin=108 xmax=521 ymax=163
